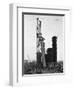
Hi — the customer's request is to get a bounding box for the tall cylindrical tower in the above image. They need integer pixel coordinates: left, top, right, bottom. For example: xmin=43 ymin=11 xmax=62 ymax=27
xmin=52 ymin=36 xmax=57 ymax=62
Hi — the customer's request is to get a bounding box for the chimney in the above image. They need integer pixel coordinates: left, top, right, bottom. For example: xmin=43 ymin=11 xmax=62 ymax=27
xmin=52 ymin=36 xmax=57 ymax=62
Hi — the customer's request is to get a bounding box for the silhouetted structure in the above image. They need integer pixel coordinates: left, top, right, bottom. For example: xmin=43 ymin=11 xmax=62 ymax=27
xmin=45 ymin=48 xmax=53 ymax=65
xmin=52 ymin=36 xmax=57 ymax=62
xmin=45 ymin=36 xmax=57 ymax=65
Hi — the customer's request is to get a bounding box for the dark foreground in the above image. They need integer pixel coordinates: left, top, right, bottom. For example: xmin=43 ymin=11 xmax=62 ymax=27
xmin=24 ymin=61 xmax=63 ymax=74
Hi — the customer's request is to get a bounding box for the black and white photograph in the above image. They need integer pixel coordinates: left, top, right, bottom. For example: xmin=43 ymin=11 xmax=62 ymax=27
xmin=22 ymin=13 xmax=64 ymax=75
xmin=9 ymin=4 xmax=71 ymax=86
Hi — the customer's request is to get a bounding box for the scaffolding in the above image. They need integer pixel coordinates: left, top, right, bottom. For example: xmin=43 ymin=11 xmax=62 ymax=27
xmin=36 ymin=18 xmax=46 ymax=67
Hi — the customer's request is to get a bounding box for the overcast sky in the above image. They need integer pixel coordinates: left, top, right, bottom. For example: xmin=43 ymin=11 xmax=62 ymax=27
xmin=24 ymin=15 xmax=64 ymax=62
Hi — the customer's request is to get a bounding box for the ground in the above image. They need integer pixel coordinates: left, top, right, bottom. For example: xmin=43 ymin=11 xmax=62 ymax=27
xmin=24 ymin=61 xmax=63 ymax=74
